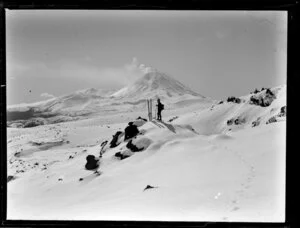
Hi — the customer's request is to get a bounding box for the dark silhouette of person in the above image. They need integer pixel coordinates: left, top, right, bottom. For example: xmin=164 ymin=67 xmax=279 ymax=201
xmin=124 ymin=122 xmax=139 ymax=140
xmin=156 ymin=99 xmax=164 ymax=121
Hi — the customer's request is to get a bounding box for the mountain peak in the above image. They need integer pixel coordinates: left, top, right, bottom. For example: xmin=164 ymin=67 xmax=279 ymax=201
xmin=111 ymin=66 xmax=204 ymax=100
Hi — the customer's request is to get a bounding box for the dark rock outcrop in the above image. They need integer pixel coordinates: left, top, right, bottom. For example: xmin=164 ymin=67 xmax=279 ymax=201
xmin=85 ymin=155 xmax=99 ymax=170
xmin=7 ymin=175 xmax=16 ymax=183
xmin=227 ymin=117 xmax=246 ymax=126
xmin=266 ymin=116 xmax=277 ymax=124
xmin=109 ymin=131 xmax=123 ymax=148
xmin=252 ymin=117 xmax=261 ymax=127
xmin=249 ymin=88 xmax=276 ymax=107
xmin=227 ymin=97 xmax=242 ymax=104
xmin=124 ymin=122 xmax=139 ymax=140
xmin=143 ymin=185 xmax=158 ymax=191
xmin=234 ymin=117 xmax=246 ymax=125
xmin=278 ymin=106 xmax=286 ymax=117
xmin=227 ymin=119 xmax=234 ymax=126
xmin=114 ymin=152 xmax=130 ymax=160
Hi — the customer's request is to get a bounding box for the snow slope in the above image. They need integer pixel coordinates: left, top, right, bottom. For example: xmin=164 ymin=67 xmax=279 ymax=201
xmin=7 ymin=84 xmax=286 ymax=222
xmin=7 ymin=65 xmax=210 ymax=127
xmin=111 ymin=68 xmax=205 ymax=100
xmin=174 ymin=85 xmax=286 ymax=135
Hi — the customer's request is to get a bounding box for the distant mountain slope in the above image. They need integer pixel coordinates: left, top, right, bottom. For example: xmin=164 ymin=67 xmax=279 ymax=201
xmin=7 ymin=64 xmax=209 ymax=127
xmin=111 ymin=69 xmax=205 ymax=100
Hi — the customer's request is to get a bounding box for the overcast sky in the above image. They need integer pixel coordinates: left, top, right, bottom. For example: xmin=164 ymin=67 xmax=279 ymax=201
xmin=6 ymin=10 xmax=287 ymax=105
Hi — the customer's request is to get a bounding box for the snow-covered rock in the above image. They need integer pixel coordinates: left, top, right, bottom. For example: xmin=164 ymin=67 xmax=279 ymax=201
xmin=132 ymin=119 xmax=147 ymax=127
xmin=131 ymin=137 xmax=152 ymax=151
xmin=249 ymin=88 xmax=276 ymax=107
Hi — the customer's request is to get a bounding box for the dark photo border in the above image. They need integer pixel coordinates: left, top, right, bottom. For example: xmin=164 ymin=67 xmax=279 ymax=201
xmin=1 ymin=0 xmax=298 ymax=227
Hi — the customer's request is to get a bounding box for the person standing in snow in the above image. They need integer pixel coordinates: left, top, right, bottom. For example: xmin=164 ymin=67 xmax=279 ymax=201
xmin=156 ymin=98 xmax=164 ymax=121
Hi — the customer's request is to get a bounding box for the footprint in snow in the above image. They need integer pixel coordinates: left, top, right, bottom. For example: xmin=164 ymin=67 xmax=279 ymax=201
xmin=231 ymin=206 xmax=240 ymax=211
xmin=236 ymin=190 xmax=244 ymax=195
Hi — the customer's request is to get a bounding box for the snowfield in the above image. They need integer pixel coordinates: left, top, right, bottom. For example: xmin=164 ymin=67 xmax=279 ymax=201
xmin=7 ymin=70 xmax=286 ymax=222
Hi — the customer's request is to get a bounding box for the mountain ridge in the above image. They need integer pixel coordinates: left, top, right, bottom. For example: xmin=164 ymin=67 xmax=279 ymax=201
xmin=8 ymin=65 xmax=206 ymax=113
xmin=110 ymin=69 xmax=205 ymax=100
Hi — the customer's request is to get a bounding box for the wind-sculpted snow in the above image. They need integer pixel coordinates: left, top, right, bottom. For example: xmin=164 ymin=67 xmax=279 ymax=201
xmin=7 ymin=116 xmax=285 ymax=221
xmin=7 ymin=84 xmax=286 ymax=222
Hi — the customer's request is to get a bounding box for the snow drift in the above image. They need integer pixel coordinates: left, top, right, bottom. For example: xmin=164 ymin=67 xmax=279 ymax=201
xmin=7 ymin=83 xmax=286 ymax=222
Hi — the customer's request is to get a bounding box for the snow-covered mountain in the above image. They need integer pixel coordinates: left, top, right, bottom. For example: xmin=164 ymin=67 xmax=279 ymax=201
xmin=7 ymin=64 xmax=209 ymax=127
xmin=111 ymin=68 xmax=205 ymax=100
xmin=73 ymin=88 xmax=116 ymax=97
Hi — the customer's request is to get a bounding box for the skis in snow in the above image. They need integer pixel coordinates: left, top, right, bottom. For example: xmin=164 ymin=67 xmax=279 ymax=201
xmin=154 ymin=103 xmax=157 ymax=120
xmin=147 ymin=99 xmax=153 ymax=121
xmin=150 ymin=99 xmax=152 ymax=120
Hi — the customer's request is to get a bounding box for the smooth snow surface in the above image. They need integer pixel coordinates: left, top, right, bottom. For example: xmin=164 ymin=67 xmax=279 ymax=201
xmin=7 ymin=84 xmax=286 ymax=222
